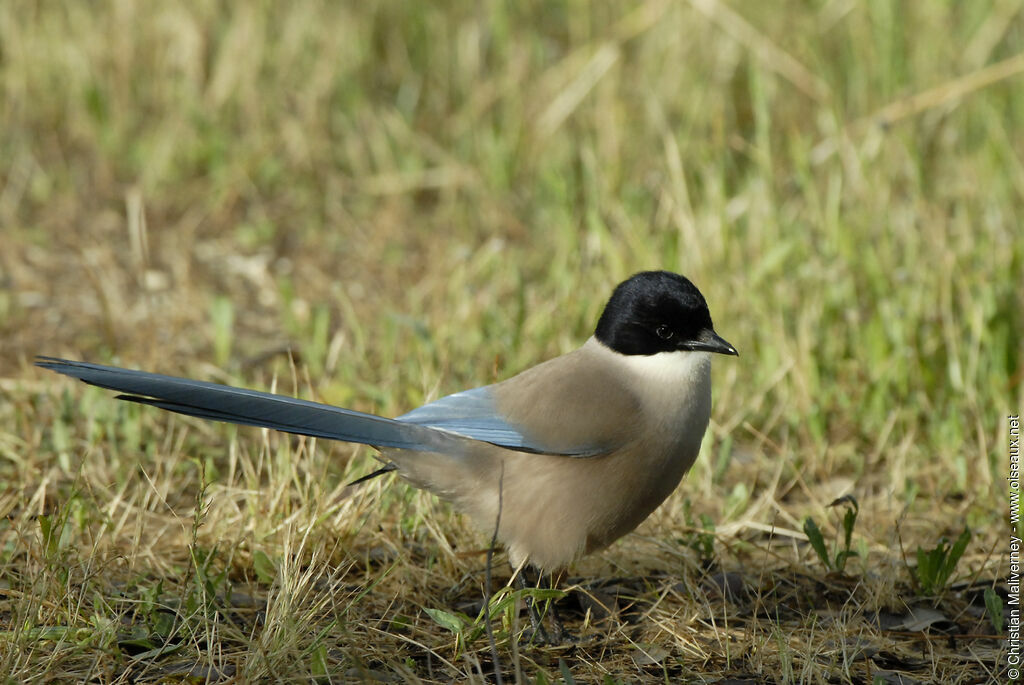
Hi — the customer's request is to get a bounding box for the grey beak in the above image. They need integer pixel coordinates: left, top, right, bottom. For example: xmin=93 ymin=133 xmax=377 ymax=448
xmin=683 ymin=328 xmax=738 ymax=356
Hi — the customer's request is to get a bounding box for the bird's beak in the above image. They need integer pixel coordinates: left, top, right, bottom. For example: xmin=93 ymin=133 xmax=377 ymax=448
xmin=682 ymin=328 xmax=738 ymax=356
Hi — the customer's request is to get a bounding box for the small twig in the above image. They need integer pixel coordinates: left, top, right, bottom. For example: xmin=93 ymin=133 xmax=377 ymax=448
xmin=484 ymin=462 xmax=505 ymax=685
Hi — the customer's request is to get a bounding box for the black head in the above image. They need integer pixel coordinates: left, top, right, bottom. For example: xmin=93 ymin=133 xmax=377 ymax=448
xmin=594 ymin=271 xmax=738 ymax=357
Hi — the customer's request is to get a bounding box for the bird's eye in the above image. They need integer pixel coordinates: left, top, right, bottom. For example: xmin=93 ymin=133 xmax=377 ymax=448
xmin=655 ymin=325 xmax=674 ymax=340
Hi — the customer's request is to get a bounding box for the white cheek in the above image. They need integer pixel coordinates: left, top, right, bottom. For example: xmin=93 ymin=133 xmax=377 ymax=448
xmin=618 ymin=350 xmax=711 ymax=404
xmin=584 ymin=337 xmax=714 ymax=411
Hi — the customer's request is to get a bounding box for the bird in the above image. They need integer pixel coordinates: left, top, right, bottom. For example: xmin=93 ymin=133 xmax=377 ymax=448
xmin=36 ymin=270 xmax=736 ymax=573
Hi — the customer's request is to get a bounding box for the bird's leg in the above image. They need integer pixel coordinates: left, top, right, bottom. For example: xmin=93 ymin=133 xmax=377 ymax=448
xmin=514 ymin=569 xmax=577 ymax=644
xmin=540 ymin=571 xmax=571 ymax=643
xmin=514 ymin=571 xmax=552 ymax=644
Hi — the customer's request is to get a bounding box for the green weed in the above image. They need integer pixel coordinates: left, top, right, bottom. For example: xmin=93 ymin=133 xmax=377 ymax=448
xmin=913 ymin=527 xmax=972 ymax=597
xmin=803 ymin=496 xmax=859 ymax=574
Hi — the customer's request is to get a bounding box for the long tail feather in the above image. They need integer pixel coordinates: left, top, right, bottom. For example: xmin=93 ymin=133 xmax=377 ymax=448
xmin=35 ymin=357 xmax=459 ymax=453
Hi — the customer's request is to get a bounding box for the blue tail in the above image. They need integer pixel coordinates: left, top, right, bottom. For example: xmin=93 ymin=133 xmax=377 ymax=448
xmin=35 ymin=357 xmax=461 ymax=453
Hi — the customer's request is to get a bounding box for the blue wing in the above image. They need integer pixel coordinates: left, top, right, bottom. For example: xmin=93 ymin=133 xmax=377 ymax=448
xmin=396 ymin=386 xmax=603 ymax=456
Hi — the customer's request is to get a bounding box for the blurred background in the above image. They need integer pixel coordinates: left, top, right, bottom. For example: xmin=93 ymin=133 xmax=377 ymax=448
xmin=1 ymin=1 xmax=1021 ymax=679
xmin=4 ymin=0 xmax=1019 ymax=507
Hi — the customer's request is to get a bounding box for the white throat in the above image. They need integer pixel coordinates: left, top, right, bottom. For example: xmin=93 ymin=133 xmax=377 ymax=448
xmin=584 ymin=336 xmax=713 ymax=432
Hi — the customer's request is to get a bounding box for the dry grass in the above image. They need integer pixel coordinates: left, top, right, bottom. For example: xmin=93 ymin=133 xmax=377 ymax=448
xmin=1 ymin=1 xmax=1020 ymax=682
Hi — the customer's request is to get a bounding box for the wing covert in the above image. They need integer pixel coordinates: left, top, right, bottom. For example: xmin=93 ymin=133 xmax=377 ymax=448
xmin=396 ymin=386 xmax=604 ymax=456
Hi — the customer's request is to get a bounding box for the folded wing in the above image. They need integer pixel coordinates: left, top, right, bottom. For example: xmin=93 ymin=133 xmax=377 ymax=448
xmin=396 ymin=386 xmax=603 ymax=456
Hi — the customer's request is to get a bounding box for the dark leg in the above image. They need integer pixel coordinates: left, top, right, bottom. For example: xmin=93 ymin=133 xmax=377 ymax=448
xmin=541 ymin=572 xmax=571 ymax=643
xmin=515 ymin=571 xmax=552 ymax=644
xmin=514 ymin=569 xmax=576 ymax=644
